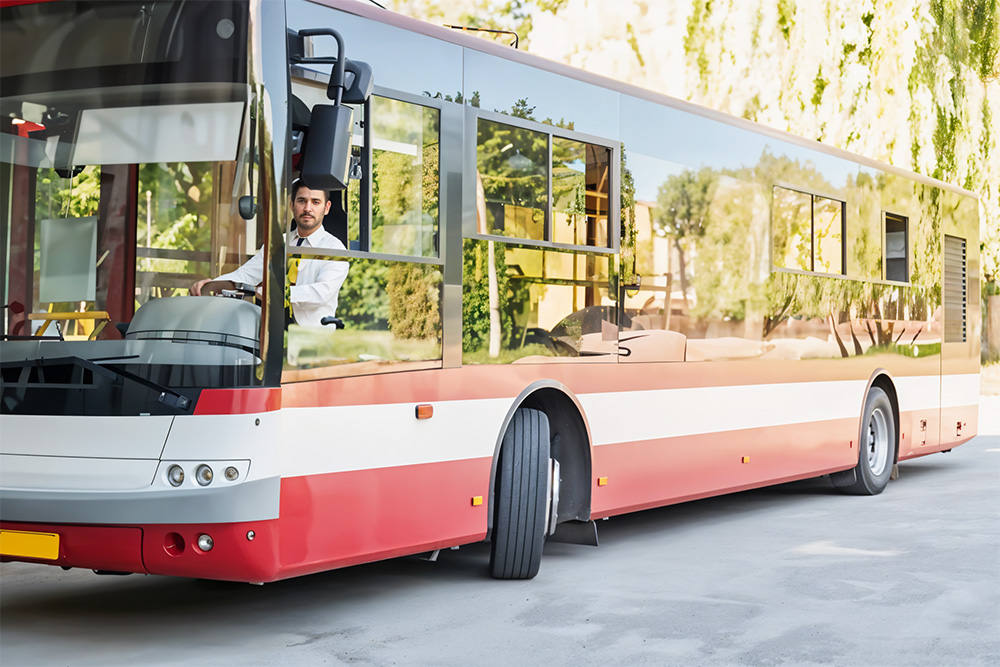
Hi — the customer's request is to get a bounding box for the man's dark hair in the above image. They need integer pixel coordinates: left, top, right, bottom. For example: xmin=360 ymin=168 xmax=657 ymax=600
xmin=291 ymin=179 xmax=329 ymax=203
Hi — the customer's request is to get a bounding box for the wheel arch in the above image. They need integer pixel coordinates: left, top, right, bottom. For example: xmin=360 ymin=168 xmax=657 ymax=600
xmin=487 ymin=380 xmax=593 ymax=532
xmin=864 ymin=369 xmax=900 ymax=464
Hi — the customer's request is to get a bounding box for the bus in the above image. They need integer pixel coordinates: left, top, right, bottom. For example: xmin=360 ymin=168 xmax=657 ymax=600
xmin=0 ymin=0 xmax=980 ymax=583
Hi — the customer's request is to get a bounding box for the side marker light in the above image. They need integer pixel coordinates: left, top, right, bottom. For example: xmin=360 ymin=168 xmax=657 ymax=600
xmin=415 ymin=404 xmax=434 ymax=420
xmin=741 ymin=456 xmax=750 ymax=464
xmin=471 ymin=496 xmax=483 ymax=506
xmin=597 ymin=477 xmax=608 ymax=487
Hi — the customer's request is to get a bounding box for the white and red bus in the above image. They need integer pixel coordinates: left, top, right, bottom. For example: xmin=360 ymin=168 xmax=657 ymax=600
xmin=1 ymin=0 xmax=980 ymax=582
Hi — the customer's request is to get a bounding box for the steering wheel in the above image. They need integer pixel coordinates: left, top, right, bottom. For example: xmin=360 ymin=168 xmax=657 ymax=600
xmin=201 ymin=280 xmax=256 ymax=299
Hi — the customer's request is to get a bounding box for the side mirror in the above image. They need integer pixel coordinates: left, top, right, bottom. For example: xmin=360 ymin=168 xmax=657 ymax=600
xmin=299 ymin=104 xmax=354 ymax=192
xmin=238 ymin=195 xmax=256 ymax=220
xmin=292 ymin=28 xmax=372 ymax=192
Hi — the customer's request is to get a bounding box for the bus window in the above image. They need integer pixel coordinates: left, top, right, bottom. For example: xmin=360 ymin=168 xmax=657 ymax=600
xmin=476 ymin=113 xmax=615 ymax=250
xmin=772 ymin=185 xmax=845 ymax=275
xmin=772 ymin=186 xmax=813 ymax=272
xmin=462 ymin=240 xmax=617 ymax=364
xmin=284 ymin=255 xmax=443 ymax=379
xmin=282 ymin=90 xmax=445 ymax=381
xmin=370 ymin=96 xmax=440 ymax=258
xmin=477 ymin=118 xmax=548 ymax=240
xmin=552 ymin=138 xmax=610 ymax=248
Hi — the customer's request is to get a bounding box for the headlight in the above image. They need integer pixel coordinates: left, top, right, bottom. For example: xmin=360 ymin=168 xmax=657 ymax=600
xmin=167 ymin=465 xmax=185 ymax=487
xmin=195 ymin=464 xmax=214 ymax=486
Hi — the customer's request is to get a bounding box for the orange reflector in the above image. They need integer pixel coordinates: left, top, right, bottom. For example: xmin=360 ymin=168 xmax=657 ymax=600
xmin=741 ymin=456 xmax=750 ymax=464
xmin=597 ymin=477 xmax=608 ymax=486
xmin=471 ymin=496 xmax=483 ymax=506
xmin=415 ymin=404 xmax=433 ymax=420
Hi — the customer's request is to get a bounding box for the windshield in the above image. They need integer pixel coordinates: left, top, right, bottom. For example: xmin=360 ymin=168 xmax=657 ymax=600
xmin=2 ymin=0 xmax=254 ymax=343
xmin=1 ymin=1 xmax=262 ymax=413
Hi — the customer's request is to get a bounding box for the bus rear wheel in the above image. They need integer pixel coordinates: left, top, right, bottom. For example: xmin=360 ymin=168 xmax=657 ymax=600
xmin=833 ymin=386 xmax=895 ymax=495
xmin=490 ymin=407 xmax=550 ymax=580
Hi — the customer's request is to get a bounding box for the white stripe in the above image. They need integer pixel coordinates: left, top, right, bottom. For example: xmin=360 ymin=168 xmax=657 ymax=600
xmin=581 ymin=380 xmax=868 ymax=446
xmin=103 ymin=374 xmax=982 ymax=481
xmin=940 ymin=373 xmax=980 ymax=409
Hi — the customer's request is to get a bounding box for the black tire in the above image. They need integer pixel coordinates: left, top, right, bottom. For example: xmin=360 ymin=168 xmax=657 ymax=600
xmin=490 ymin=407 xmax=550 ymax=580
xmin=833 ymin=386 xmax=895 ymax=495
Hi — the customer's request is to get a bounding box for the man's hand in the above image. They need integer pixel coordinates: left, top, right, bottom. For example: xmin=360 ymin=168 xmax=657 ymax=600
xmin=190 ymin=278 xmax=211 ymax=296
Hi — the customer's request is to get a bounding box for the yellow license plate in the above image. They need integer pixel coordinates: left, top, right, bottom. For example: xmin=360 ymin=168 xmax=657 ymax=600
xmin=0 ymin=530 xmax=60 ymax=560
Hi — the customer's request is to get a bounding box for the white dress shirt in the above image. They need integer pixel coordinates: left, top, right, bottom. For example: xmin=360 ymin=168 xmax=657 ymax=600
xmin=215 ymin=227 xmax=349 ymax=327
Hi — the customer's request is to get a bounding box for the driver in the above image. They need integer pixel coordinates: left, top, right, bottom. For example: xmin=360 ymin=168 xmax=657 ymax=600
xmin=190 ymin=180 xmax=349 ymax=327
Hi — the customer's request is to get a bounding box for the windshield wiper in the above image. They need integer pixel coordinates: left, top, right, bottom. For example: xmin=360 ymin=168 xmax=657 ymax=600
xmin=1 ymin=356 xmax=191 ymax=412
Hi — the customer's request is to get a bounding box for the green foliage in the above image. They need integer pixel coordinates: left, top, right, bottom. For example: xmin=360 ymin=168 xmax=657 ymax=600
xmin=462 ymin=238 xmax=512 ymax=352
xmin=654 ymin=167 xmax=716 ymax=242
xmin=338 ymin=258 xmax=390 ymax=330
xmin=812 ymin=69 xmax=827 ymax=107
xmin=35 ymin=166 xmax=101 ymax=221
xmin=619 ymin=145 xmax=637 ymax=289
xmin=387 ymin=263 xmax=441 ymax=339
xmin=776 ymin=0 xmax=795 ymax=42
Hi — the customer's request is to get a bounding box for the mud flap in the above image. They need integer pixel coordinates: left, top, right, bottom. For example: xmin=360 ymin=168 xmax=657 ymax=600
xmin=548 ymin=519 xmax=599 ymax=547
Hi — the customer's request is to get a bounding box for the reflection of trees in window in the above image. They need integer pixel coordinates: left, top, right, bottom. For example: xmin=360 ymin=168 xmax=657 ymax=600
xmin=771 ymin=185 xmax=844 ymax=275
xmin=477 ymin=118 xmax=548 ymax=239
xmin=463 ymin=238 xmax=512 ymax=353
xmin=654 ymin=167 xmax=715 ymax=314
xmin=813 ymin=196 xmax=842 ymax=273
xmin=371 ymin=97 xmax=439 ymax=258
xmin=388 ymin=263 xmax=440 ymax=339
xmin=772 ymin=186 xmax=812 ymax=271
xmin=619 ymin=145 xmax=637 ymax=289
xmin=552 ymin=137 xmax=609 ymax=247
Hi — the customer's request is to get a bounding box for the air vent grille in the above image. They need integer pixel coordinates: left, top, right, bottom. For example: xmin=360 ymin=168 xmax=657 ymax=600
xmin=943 ymin=235 xmax=966 ymax=343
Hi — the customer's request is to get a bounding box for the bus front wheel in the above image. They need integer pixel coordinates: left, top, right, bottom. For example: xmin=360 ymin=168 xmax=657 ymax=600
xmin=833 ymin=386 xmax=895 ymax=495
xmin=490 ymin=407 xmax=550 ymax=579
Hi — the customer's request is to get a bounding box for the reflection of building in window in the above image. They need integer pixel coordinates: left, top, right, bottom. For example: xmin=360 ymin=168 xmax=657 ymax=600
xmin=884 ymin=213 xmax=908 ymax=282
xmin=772 ymin=185 xmax=844 ymax=275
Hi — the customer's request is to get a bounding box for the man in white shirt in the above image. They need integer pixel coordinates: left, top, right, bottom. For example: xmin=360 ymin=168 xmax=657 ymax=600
xmin=190 ymin=181 xmax=349 ymax=327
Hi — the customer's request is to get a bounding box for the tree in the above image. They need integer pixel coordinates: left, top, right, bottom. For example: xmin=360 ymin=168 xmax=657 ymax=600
xmin=653 ymin=167 xmax=716 ymax=313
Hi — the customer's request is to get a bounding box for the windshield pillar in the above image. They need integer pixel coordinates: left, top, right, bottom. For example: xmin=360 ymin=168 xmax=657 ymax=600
xmin=96 ymin=165 xmax=139 ymax=329
xmin=251 ymin=0 xmax=292 ymax=385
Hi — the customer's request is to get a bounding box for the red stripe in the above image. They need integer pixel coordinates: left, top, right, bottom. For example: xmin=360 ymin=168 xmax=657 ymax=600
xmin=273 ymin=458 xmax=491 ymax=579
xmin=0 ymin=522 xmax=145 ymax=573
xmin=279 ymin=360 xmax=955 ymax=409
xmin=195 ymin=387 xmax=282 ymax=415
xmin=591 ymin=416 xmax=859 ymax=517
xmin=0 ymin=0 xmax=62 ymax=7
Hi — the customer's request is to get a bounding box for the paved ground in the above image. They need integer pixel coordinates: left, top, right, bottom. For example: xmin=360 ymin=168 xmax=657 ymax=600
xmin=2 ymin=397 xmax=998 ymax=666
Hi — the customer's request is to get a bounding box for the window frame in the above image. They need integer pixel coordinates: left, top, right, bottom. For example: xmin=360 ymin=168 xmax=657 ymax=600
xmin=465 ymin=106 xmax=619 ymax=256
xmin=771 ymin=182 xmax=846 ymax=277
xmin=290 ymin=71 xmax=446 ymax=267
xmin=882 ymin=211 xmax=909 ymax=284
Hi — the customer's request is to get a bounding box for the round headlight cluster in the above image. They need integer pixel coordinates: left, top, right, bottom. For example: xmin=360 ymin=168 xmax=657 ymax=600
xmin=164 ymin=463 xmax=243 ymax=487
xmin=167 ymin=465 xmax=185 ymax=487
xmin=195 ymin=464 xmax=214 ymax=486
